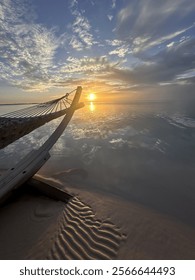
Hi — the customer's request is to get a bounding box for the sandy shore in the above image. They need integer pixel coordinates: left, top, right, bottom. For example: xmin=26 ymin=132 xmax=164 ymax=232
xmin=0 ymin=175 xmax=194 ymax=260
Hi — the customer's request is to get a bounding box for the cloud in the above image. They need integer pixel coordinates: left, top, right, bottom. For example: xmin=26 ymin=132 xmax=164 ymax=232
xmin=100 ymin=37 xmax=195 ymax=88
xmin=107 ymin=15 xmax=113 ymax=21
xmin=69 ymin=3 xmax=96 ymax=50
xmin=0 ymin=0 xmax=97 ymax=91
xmin=70 ymin=0 xmax=78 ymax=9
xmin=167 ymin=42 xmax=175 ymax=48
xmin=60 ymin=56 xmax=120 ymax=79
xmin=116 ymin=0 xmax=195 ymax=54
xmin=176 ymin=69 xmax=195 ymax=81
xmin=71 ymin=13 xmax=94 ymax=49
xmin=111 ymin=0 xmax=116 ymax=9
xmin=69 ymin=36 xmax=84 ymax=51
xmin=1 ymin=0 xmax=194 ymax=96
xmin=0 ymin=0 xmax=60 ymax=91
xmin=133 ymin=25 xmax=195 ymax=54
xmin=0 ymin=0 xmax=96 ymax=91
xmin=109 ymin=45 xmax=130 ymax=57
xmin=106 ymin=39 xmax=124 ymax=46
xmin=106 ymin=39 xmax=131 ymax=58
xmin=101 ymin=0 xmax=195 ymax=94
xmin=55 ymin=34 xmax=195 ymax=95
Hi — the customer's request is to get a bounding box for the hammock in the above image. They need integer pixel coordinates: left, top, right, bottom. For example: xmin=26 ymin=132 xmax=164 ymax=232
xmin=0 ymin=88 xmax=83 ymax=149
xmin=0 ymin=86 xmax=84 ymax=202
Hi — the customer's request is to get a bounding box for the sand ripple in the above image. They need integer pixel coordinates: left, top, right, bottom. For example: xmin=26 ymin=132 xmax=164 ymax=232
xmin=47 ymin=197 xmax=126 ymax=260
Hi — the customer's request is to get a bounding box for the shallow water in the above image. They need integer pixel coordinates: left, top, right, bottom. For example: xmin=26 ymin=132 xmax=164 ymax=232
xmin=0 ymin=102 xmax=195 ymax=226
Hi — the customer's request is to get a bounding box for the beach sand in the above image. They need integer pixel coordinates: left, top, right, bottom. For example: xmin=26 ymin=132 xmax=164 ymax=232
xmin=0 ymin=174 xmax=194 ymax=260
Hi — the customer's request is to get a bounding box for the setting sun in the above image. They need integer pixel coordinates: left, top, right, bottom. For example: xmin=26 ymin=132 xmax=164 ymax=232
xmin=88 ymin=93 xmax=96 ymax=101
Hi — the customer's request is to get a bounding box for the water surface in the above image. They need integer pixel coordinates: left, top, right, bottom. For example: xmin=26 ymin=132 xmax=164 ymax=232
xmin=0 ymin=102 xmax=195 ymax=226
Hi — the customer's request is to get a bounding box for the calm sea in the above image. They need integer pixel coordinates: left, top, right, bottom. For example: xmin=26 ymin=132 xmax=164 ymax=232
xmin=0 ymin=102 xmax=195 ymax=226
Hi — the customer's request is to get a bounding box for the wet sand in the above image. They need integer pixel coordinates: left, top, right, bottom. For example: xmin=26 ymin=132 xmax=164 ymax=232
xmin=0 ymin=175 xmax=194 ymax=260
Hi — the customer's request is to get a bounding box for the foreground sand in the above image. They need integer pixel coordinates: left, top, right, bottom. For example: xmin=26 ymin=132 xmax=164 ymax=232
xmin=0 ymin=175 xmax=194 ymax=260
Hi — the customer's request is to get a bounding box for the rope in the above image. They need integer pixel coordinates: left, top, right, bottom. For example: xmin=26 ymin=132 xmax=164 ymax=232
xmin=0 ymin=88 xmax=79 ymax=149
xmin=0 ymin=88 xmax=77 ymax=119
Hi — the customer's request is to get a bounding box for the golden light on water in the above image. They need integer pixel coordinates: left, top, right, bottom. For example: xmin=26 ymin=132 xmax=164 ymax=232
xmin=89 ymin=101 xmax=95 ymax=112
xmin=88 ymin=93 xmax=96 ymax=101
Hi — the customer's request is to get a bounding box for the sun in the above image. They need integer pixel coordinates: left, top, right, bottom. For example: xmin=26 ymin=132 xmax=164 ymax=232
xmin=88 ymin=93 xmax=96 ymax=101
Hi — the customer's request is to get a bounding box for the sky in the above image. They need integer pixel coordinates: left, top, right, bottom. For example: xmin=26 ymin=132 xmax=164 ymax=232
xmin=0 ymin=0 xmax=195 ymax=103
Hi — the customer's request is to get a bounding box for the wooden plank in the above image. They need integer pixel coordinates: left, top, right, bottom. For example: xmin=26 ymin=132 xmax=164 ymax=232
xmin=27 ymin=178 xmax=73 ymax=203
xmin=0 ymin=151 xmax=50 ymax=199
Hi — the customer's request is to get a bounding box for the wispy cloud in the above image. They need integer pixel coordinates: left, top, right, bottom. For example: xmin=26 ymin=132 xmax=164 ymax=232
xmin=106 ymin=39 xmax=124 ymax=46
xmin=1 ymin=0 xmax=195 ymax=97
xmin=0 ymin=0 xmax=60 ymax=91
xmin=69 ymin=36 xmax=84 ymax=51
xmin=111 ymin=0 xmax=116 ymax=9
xmin=61 ymin=56 xmax=117 ymax=75
xmin=107 ymin=15 xmax=113 ymax=21
xmin=70 ymin=0 xmax=78 ymax=9
xmin=116 ymin=0 xmax=195 ymax=54
xmin=106 ymin=39 xmax=130 ymax=58
xmin=69 ymin=2 xmax=96 ymax=51
xmin=132 ymin=24 xmax=195 ymax=54
xmin=101 ymin=37 xmax=195 ymax=88
xmin=71 ymin=12 xmax=95 ymax=49
xmin=109 ymin=45 xmax=130 ymax=58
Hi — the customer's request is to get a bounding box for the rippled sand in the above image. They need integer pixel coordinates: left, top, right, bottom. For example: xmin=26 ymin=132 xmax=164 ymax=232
xmin=0 ymin=176 xmax=194 ymax=260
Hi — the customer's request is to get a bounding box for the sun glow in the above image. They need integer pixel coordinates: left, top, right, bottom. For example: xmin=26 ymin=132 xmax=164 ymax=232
xmin=88 ymin=93 xmax=96 ymax=101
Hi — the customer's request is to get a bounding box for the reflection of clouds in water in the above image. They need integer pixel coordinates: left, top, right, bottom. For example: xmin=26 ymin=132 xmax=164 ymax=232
xmin=173 ymin=116 xmax=195 ymax=128
xmin=1 ymin=104 xmax=195 ymax=225
xmin=1 ymin=104 xmax=194 ymax=170
xmin=66 ymin=120 xmax=167 ymax=155
xmin=68 ymin=126 xmax=101 ymax=140
xmin=0 ymin=117 xmax=62 ymax=167
xmin=81 ymin=145 xmax=101 ymax=165
xmin=109 ymin=137 xmax=166 ymax=153
xmin=0 ymin=102 xmax=195 ymax=185
xmin=159 ymin=114 xmax=195 ymax=128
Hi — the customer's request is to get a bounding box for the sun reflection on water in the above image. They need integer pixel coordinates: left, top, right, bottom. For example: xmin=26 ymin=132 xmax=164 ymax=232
xmin=89 ymin=102 xmax=95 ymax=112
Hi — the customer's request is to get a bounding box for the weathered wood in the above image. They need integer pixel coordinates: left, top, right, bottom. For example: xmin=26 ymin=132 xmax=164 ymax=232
xmin=0 ymin=150 xmax=50 ymax=199
xmin=27 ymin=178 xmax=73 ymax=203
xmin=0 ymin=87 xmax=83 ymax=203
